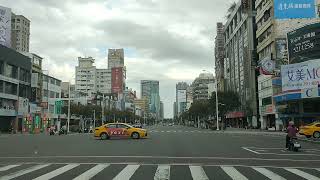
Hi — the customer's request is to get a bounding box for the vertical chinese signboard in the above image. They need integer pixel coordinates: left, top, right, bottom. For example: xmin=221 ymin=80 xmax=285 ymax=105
xmin=274 ymin=0 xmax=316 ymax=19
xmin=287 ymin=23 xmax=320 ymax=64
xmin=0 ymin=6 xmax=11 ymax=48
xmin=111 ymin=67 xmax=123 ymax=94
xmin=281 ymin=58 xmax=320 ymax=91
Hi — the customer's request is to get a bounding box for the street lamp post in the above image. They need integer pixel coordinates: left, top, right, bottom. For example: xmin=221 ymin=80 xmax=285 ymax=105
xmin=67 ymin=81 xmax=71 ymax=133
xmin=203 ymin=70 xmax=219 ymax=130
xmin=215 ymin=81 xmax=219 ymax=130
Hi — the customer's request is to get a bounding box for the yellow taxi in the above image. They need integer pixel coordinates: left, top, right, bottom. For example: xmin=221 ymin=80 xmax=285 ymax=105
xmin=94 ymin=123 xmax=147 ymax=140
xmin=299 ymin=122 xmax=320 ymax=138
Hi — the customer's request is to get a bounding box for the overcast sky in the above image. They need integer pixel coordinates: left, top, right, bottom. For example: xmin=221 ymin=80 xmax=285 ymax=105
xmin=1 ymin=0 xmax=233 ymax=118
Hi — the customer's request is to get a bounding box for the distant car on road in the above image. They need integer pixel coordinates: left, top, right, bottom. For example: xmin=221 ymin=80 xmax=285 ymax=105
xmin=299 ymin=122 xmax=320 ymax=138
xmin=94 ymin=123 xmax=147 ymax=140
xmin=132 ymin=124 xmax=143 ymax=128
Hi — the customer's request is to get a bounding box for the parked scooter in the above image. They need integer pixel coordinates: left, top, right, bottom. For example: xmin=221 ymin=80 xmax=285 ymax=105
xmin=288 ymin=137 xmax=301 ymax=152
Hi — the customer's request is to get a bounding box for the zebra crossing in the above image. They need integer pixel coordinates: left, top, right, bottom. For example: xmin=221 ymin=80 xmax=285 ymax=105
xmin=0 ymin=163 xmax=319 ymax=180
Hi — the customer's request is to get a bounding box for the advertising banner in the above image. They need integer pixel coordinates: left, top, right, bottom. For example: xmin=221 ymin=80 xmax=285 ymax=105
xmin=111 ymin=67 xmax=123 ymax=94
xmin=0 ymin=6 xmax=11 ymax=48
xmin=18 ymin=98 xmax=29 ymax=115
xmin=281 ymin=58 xmax=320 ymax=91
xmin=287 ymin=23 xmax=320 ymax=63
xmin=275 ymin=38 xmax=287 ymax=60
xmin=274 ymin=0 xmax=316 ymax=19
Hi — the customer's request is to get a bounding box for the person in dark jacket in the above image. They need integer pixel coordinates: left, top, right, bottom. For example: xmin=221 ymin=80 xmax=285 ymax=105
xmin=286 ymin=121 xmax=298 ymax=148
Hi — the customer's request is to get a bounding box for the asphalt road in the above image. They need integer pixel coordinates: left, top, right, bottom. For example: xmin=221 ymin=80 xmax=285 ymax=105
xmin=0 ymin=125 xmax=319 ymax=180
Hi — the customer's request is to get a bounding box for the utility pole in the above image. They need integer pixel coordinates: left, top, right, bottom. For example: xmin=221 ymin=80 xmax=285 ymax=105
xmin=198 ymin=116 xmax=200 ymax=128
xmin=93 ymin=109 xmax=96 ymax=129
xmin=113 ymin=114 xmax=115 ymax=123
xmin=101 ymin=94 xmax=105 ymax=124
xmin=67 ymin=81 xmax=71 ymax=133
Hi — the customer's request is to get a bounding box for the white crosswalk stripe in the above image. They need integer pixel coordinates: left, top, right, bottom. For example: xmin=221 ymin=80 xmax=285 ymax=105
xmin=189 ymin=165 xmax=209 ymax=180
xmin=73 ymin=164 xmax=109 ymax=180
xmin=33 ymin=164 xmax=79 ymax=180
xmin=286 ymin=168 xmax=320 ymax=180
xmin=0 ymin=165 xmax=20 ymax=172
xmin=0 ymin=164 xmax=50 ymax=180
xmin=154 ymin=165 xmax=170 ymax=180
xmin=221 ymin=166 xmax=248 ymax=180
xmin=112 ymin=164 xmax=140 ymax=180
xmin=0 ymin=163 xmax=319 ymax=180
xmin=253 ymin=167 xmax=285 ymax=180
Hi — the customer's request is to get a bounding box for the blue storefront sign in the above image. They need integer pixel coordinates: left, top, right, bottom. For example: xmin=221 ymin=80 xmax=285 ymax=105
xmin=274 ymin=0 xmax=316 ymax=19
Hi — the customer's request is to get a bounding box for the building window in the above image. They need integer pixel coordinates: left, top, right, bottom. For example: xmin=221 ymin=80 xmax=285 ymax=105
xmin=0 ymin=61 xmax=3 ymax=75
xmin=19 ymin=84 xmax=29 ymax=98
xmin=262 ymin=97 xmax=272 ymax=105
xmin=50 ymin=78 xmax=55 ymax=85
xmin=0 ymin=80 xmax=3 ymax=93
xmin=56 ymin=81 xmax=61 ymax=86
xmin=56 ymin=93 xmax=59 ymax=98
xmin=5 ymin=64 xmax=18 ymax=79
xmin=43 ymin=89 xmax=48 ymax=97
xmin=5 ymin=82 xmax=17 ymax=95
xmin=50 ymin=91 xmax=55 ymax=98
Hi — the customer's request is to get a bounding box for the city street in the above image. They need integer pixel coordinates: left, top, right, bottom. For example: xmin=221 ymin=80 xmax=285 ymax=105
xmin=0 ymin=125 xmax=319 ymax=179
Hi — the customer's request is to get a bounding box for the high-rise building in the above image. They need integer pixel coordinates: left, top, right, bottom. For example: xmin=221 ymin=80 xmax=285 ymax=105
xmin=186 ymin=86 xmax=193 ymax=110
xmin=255 ymin=0 xmax=320 ymax=129
xmin=108 ymin=49 xmax=124 ymax=69
xmin=214 ymin=22 xmax=225 ymax=92
xmin=175 ymin=82 xmax=188 ymax=117
xmin=223 ymin=0 xmax=258 ymax=127
xmin=0 ymin=6 xmax=12 ymax=48
xmin=141 ymin=80 xmax=160 ymax=118
xmin=191 ymin=73 xmax=215 ymax=101
xmin=160 ymin=101 xmax=164 ymax=120
xmin=75 ymin=57 xmax=97 ymax=97
xmin=11 ymin=13 xmax=30 ymax=52
xmin=96 ymin=69 xmax=112 ymax=94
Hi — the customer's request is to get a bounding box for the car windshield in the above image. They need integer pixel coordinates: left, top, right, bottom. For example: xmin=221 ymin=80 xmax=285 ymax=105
xmin=1 ymin=0 xmax=320 ymax=179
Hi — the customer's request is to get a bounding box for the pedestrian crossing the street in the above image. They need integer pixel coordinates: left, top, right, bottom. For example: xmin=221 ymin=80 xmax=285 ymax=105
xmin=0 ymin=163 xmax=319 ymax=180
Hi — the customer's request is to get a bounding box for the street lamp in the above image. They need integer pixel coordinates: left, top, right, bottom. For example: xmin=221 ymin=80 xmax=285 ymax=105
xmin=203 ymin=70 xmax=219 ymax=130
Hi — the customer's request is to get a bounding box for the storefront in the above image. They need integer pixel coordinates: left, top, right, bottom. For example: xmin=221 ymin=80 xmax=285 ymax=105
xmin=225 ymin=111 xmax=245 ymax=128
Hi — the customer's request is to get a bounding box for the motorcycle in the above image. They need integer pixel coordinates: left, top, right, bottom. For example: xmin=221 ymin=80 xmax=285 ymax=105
xmin=58 ymin=128 xmax=67 ymax=135
xmin=288 ymin=137 xmax=301 ymax=152
xmin=49 ymin=129 xmax=55 ymax=135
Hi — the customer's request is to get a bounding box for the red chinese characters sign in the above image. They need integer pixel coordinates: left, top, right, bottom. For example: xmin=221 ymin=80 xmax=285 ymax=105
xmin=111 ymin=67 xmax=123 ymax=94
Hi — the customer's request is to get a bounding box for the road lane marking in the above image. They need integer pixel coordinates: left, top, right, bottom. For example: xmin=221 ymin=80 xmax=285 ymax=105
xmin=113 ymin=164 xmax=140 ymax=180
xmin=161 ymin=131 xmax=165 ymax=132
xmin=0 ymin=164 xmax=50 ymax=180
xmin=166 ymin=131 xmax=171 ymax=132
xmin=173 ymin=131 xmax=176 ymax=133
xmin=1 ymin=155 xmax=320 ymax=162
xmin=189 ymin=166 xmax=209 ymax=180
xmin=0 ymin=165 xmax=20 ymax=171
xmin=253 ymin=167 xmax=285 ymax=180
xmin=221 ymin=166 xmax=248 ymax=180
xmin=154 ymin=165 xmax=170 ymax=180
xmin=73 ymin=164 xmax=109 ymax=180
xmin=285 ymin=168 xmax=320 ymax=180
xmin=242 ymin=147 xmax=261 ymax=154
xmin=33 ymin=164 xmax=79 ymax=180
